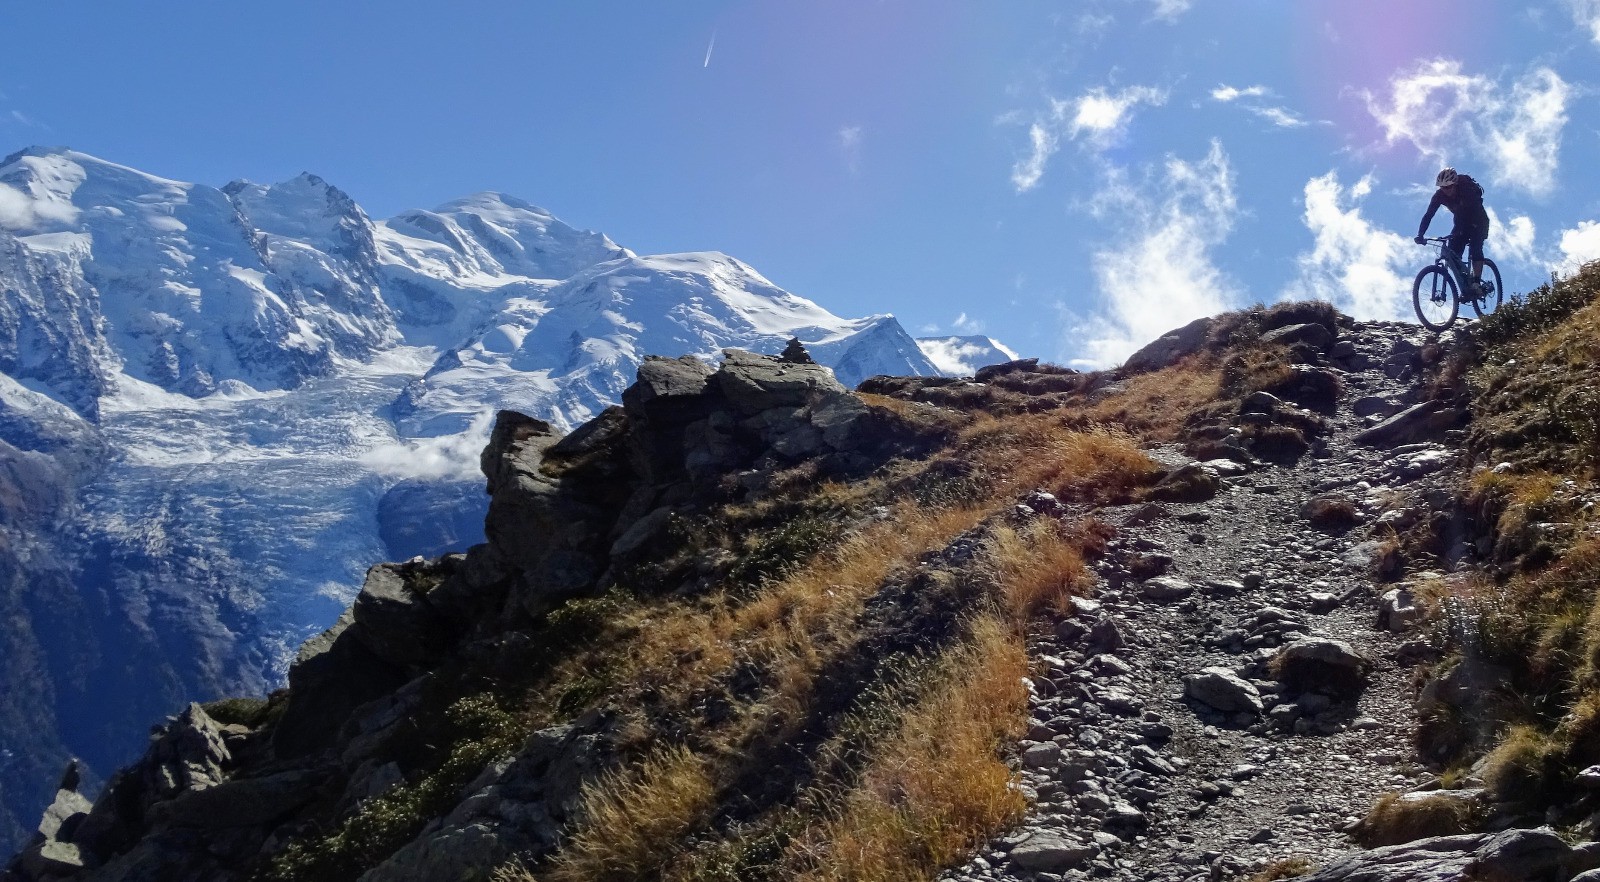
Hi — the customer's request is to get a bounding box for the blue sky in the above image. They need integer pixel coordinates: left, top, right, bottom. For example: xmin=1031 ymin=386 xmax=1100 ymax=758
xmin=2 ymin=0 xmax=1598 ymax=366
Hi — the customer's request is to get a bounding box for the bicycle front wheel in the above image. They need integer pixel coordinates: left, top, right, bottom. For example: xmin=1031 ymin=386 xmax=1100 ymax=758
xmin=1470 ymin=258 xmax=1504 ymax=318
xmin=1413 ymin=265 xmax=1458 ymax=331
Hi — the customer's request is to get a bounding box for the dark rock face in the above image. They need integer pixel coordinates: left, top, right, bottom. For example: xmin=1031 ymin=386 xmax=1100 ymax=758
xmin=1123 ymin=317 xmax=1215 ymax=374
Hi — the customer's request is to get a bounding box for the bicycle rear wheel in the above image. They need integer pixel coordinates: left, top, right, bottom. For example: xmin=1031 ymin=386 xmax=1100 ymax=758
xmin=1469 ymin=258 xmax=1504 ymax=318
xmin=1412 ymin=265 xmax=1457 ymax=331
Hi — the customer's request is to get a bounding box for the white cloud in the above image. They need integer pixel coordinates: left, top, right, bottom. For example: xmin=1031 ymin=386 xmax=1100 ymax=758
xmin=1284 ymin=171 xmax=1415 ymax=322
xmin=1557 ymin=221 xmax=1600 ymax=274
xmin=1212 ymin=84 xmax=1269 ymax=102
xmin=952 ymin=312 xmax=983 ymax=333
xmin=0 ymin=182 xmax=78 ymax=231
xmin=1211 ymin=84 xmax=1314 ymax=129
xmin=1249 ymin=106 xmax=1309 ymax=128
xmin=357 ymin=413 xmax=494 ymax=481
xmin=1073 ymin=86 xmax=1166 ymax=141
xmin=1067 ymin=140 xmax=1240 ymax=368
xmin=1012 ymin=120 xmax=1061 ymax=193
xmin=1364 ymin=59 xmax=1570 ymax=197
xmin=837 ymin=125 xmax=863 ymax=174
xmin=1011 ymin=86 xmax=1167 ymax=192
xmin=918 ymin=336 xmax=1020 ymax=376
xmin=1489 ymin=69 xmax=1569 ymax=197
xmin=1076 ymin=12 xmax=1115 ymax=35
xmin=1488 ymin=208 xmax=1537 ymax=267
xmin=1150 ymin=0 xmax=1192 ymax=22
xmin=1568 ymin=0 xmax=1600 ymax=43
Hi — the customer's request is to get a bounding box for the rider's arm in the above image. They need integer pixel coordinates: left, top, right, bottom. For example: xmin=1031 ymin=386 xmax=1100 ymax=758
xmin=1417 ymin=189 xmax=1443 ymax=238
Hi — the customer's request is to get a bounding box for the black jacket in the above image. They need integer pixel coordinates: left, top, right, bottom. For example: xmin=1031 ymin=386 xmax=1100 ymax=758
xmin=1418 ymin=175 xmax=1489 ymax=237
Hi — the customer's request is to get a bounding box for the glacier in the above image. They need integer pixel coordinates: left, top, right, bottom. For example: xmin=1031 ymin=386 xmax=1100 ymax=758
xmin=0 ymin=146 xmax=959 ymax=850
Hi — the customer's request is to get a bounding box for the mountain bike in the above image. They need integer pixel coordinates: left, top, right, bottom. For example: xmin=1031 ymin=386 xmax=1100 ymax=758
xmin=1412 ymin=237 xmax=1503 ymax=331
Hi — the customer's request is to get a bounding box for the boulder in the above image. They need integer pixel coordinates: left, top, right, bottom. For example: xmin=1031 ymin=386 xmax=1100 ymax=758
xmin=1261 ymin=322 xmax=1335 ymax=351
xmin=1356 ymin=401 xmax=1465 ymax=447
xmin=351 ymin=563 xmax=449 ymax=667
xmin=1123 ymin=316 xmax=1215 ymax=374
xmin=1296 ymin=827 xmax=1585 ymax=882
xmin=1146 ymin=463 xmax=1221 ymax=503
xmin=1241 ymin=391 xmax=1285 ymax=415
xmin=622 ymin=355 xmax=715 ymax=409
xmin=17 ymin=839 xmax=88 ymax=878
xmin=1022 ymin=743 xmax=1062 ymax=770
xmin=974 ymin=358 xmax=1039 ymax=382
xmin=1274 ymin=636 xmax=1371 ymax=698
xmin=36 ymin=776 xmax=92 ymax=842
xmin=1008 ymin=831 xmax=1098 ymax=873
xmin=479 ymin=410 xmax=625 ymax=617
xmin=150 ymin=769 xmax=323 ymax=829
xmin=144 ymin=703 xmax=232 ymax=799
xmin=1381 ymin=587 xmax=1424 ymax=632
xmin=1184 ymin=667 xmax=1264 ymax=716
xmin=357 ymin=717 xmax=609 ymax=882
xmin=1141 ymin=576 xmax=1195 ymax=601
xmin=711 ymin=349 xmax=846 ymax=416
xmin=1276 ymin=364 xmax=1343 ymax=413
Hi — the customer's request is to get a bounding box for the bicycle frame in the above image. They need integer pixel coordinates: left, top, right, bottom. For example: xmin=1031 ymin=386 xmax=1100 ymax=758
xmin=1423 ymin=237 xmax=1475 ymax=294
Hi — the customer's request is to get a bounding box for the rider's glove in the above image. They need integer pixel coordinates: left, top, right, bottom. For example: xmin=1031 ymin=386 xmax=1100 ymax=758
xmin=1414 ymin=236 xmax=1426 ymax=245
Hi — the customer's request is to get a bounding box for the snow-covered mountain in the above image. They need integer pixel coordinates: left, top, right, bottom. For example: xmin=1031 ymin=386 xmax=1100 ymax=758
xmin=915 ymin=334 xmax=1020 ymax=376
xmin=0 ymin=146 xmax=942 ymax=850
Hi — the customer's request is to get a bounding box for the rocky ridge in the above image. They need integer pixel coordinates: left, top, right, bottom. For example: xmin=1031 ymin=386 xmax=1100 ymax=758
xmin=2 ymin=344 xmax=946 ymax=882
xmin=8 ymin=310 xmax=1595 ymax=881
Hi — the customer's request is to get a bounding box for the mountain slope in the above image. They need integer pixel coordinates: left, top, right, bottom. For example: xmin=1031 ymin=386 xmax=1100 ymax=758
xmin=0 ymin=146 xmax=943 ymax=853
xmin=16 ymin=299 xmax=1596 ymax=882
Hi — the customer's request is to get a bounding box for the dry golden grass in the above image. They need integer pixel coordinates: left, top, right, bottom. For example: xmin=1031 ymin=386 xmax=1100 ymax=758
xmin=952 ymin=417 xmax=1159 ymax=506
xmin=1348 ymin=791 xmax=1484 ymax=847
xmin=1524 ymin=295 xmax=1600 ymax=367
xmin=1247 ymin=858 xmax=1314 ymax=882
xmin=492 ymin=415 xmax=1162 ymax=882
xmin=730 ymin=502 xmax=985 ymax=643
xmin=983 ymin=521 xmax=1093 ymax=622
xmin=1480 ymin=724 xmax=1558 ymax=804
xmin=535 ymin=744 xmax=718 ymax=882
xmin=784 ymin=616 xmax=1029 ymax=882
xmin=1470 ymin=469 xmax=1565 ymax=537
xmin=1081 ymin=359 xmax=1224 ymax=440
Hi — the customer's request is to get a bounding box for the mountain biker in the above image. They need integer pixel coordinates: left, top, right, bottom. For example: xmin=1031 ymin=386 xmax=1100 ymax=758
xmin=1414 ymin=167 xmax=1490 ymax=296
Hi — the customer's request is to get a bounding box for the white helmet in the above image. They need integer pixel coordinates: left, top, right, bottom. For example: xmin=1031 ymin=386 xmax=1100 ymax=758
xmin=1436 ymin=167 xmax=1458 ymax=187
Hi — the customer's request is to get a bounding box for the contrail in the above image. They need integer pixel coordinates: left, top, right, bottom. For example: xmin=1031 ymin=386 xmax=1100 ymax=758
xmin=703 ymin=31 xmax=716 ymax=68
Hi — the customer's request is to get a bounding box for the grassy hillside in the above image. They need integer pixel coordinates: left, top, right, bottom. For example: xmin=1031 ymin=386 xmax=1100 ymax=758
xmin=258 ymin=305 xmax=1328 ymax=882
xmin=1404 ymin=262 xmax=1600 ymax=824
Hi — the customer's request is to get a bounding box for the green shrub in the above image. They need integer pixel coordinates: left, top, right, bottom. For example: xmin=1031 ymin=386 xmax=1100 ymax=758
xmin=202 ymin=697 xmax=270 ymax=728
xmin=261 ymin=694 xmax=526 ymax=882
xmin=727 ymin=515 xmax=838 ymax=592
xmin=1474 ymin=267 xmax=1599 ymax=355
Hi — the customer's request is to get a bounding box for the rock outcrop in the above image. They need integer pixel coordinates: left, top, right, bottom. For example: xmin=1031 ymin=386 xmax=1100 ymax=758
xmin=2 ymin=349 xmax=941 ymax=882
